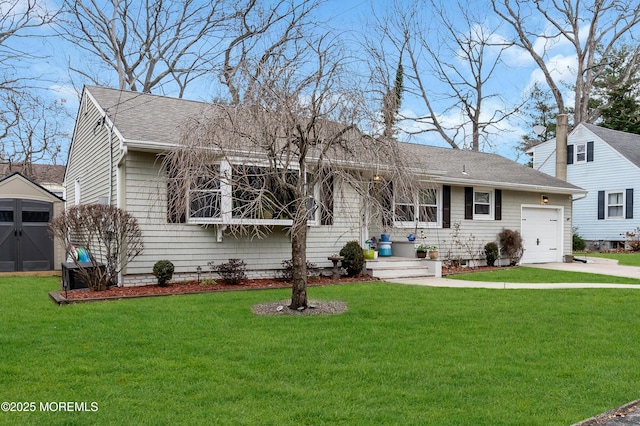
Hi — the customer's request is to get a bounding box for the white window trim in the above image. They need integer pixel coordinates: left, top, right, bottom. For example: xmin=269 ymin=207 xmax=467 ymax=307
xmin=574 ymin=142 xmax=587 ymax=164
xmin=605 ymin=190 xmax=625 ymax=220
xmin=186 ymin=160 xmax=318 ymax=226
xmin=393 ymin=187 xmax=441 ymax=229
xmin=473 ymin=188 xmax=494 ymax=220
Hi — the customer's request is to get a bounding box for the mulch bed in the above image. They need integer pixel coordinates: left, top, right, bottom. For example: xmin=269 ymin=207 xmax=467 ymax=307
xmin=50 ymin=274 xmax=375 ymax=304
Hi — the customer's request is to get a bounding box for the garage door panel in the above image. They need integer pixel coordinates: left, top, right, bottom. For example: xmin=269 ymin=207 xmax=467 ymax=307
xmin=521 ymin=207 xmax=561 ymax=264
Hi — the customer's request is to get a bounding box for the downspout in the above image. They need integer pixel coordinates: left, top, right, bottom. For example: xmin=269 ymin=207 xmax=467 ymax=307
xmin=108 ymin=121 xmax=113 ymax=206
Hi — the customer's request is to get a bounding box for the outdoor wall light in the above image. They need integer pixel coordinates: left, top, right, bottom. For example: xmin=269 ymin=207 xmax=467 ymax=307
xmin=373 ymin=175 xmax=383 ymax=182
xmin=541 ymin=195 xmax=549 ymax=204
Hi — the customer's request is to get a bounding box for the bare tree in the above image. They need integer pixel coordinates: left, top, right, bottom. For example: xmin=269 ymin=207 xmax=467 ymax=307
xmin=368 ymin=0 xmax=521 ymax=151
xmin=59 ymin=0 xmax=235 ymax=96
xmin=492 ymin=0 xmax=640 ymax=125
xmin=59 ymin=0 xmax=321 ymax=99
xmin=50 ymin=204 xmax=144 ymax=291
xmin=164 ymin=34 xmax=415 ymax=310
xmin=0 ymin=91 xmax=70 ymax=170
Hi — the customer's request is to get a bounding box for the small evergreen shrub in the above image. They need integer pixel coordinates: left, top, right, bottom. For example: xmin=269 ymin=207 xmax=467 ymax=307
xmin=498 ymin=229 xmax=523 ymax=266
xmin=277 ymin=259 xmax=319 ymax=282
xmin=484 ymin=242 xmax=499 ymax=266
xmin=153 ymin=260 xmax=175 ymax=287
xmin=573 ymin=228 xmax=587 ymax=251
xmin=211 ymin=258 xmax=247 ymax=285
xmin=339 ymin=241 xmax=365 ymax=277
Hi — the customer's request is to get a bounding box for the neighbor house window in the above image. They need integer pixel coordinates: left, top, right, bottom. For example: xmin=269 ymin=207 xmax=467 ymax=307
xmin=575 ymin=142 xmax=587 ymax=163
xmin=607 ymin=191 xmax=624 ymax=219
xmin=394 ymin=188 xmax=439 ymax=227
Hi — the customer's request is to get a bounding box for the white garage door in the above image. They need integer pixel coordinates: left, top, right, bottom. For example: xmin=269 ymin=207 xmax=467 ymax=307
xmin=521 ymin=207 xmax=562 ymax=264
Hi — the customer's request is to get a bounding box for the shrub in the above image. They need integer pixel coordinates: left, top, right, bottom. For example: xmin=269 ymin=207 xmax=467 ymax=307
xmin=277 ymin=259 xmax=319 ymax=282
xmin=49 ymin=204 xmax=144 ymax=291
xmin=573 ymin=228 xmax=586 ymax=252
xmin=625 ymin=227 xmax=640 ymax=252
xmin=498 ymin=229 xmax=523 ymax=266
xmin=484 ymin=242 xmax=499 ymax=266
xmin=211 ymin=258 xmax=247 ymax=285
xmin=152 ymin=260 xmax=175 ymax=287
xmin=339 ymin=241 xmax=365 ymax=277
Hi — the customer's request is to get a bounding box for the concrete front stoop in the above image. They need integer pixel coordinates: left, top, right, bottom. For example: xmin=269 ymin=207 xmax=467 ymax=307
xmin=366 ymin=257 xmax=442 ymax=279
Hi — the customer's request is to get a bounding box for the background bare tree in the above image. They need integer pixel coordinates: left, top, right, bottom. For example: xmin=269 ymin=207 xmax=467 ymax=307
xmin=368 ymin=0 xmax=521 ymax=152
xmin=59 ymin=0 xmax=235 ymax=96
xmin=0 ymin=92 xmax=70 ymax=171
xmin=59 ymin=0 xmax=321 ymax=99
xmin=165 ymin=34 xmax=415 ymax=310
xmin=492 ymin=0 xmax=640 ymax=125
xmin=0 ymin=1 xmax=62 ymax=169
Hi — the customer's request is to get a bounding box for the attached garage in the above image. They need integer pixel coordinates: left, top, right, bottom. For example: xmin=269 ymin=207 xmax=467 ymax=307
xmin=520 ymin=206 xmax=564 ymax=264
xmin=0 ymin=172 xmax=64 ymax=272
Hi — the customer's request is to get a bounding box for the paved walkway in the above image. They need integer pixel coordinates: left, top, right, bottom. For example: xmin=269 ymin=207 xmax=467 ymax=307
xmin=386 ymin=256 xmax=640 ymax=289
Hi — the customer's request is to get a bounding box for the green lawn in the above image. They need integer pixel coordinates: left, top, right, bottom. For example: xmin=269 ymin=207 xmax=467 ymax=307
xmin=2 ymin=276 xmax=640 ymax=425
xmin=577 ymin=252 xmax=640 ymax=267
xmin=449 ymin=266 xmax=640 ymax=284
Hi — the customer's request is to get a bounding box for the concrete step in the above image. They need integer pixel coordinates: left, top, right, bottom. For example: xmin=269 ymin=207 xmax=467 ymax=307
xmin=366 ymin=257 xmax=442 ymax=279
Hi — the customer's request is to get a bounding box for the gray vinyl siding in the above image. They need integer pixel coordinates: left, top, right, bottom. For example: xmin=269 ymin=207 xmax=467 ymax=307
xmin=65 ymin=94 xmax=112 ymax=206
xmin=380 ymin=186 xmax=572 ymax=261
xmin=121 ymin=151 xmax=362 ymax=276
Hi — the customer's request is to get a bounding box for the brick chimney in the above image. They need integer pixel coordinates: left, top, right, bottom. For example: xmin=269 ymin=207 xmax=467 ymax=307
xmin=555 ymin=114 xmax=568 ymax=180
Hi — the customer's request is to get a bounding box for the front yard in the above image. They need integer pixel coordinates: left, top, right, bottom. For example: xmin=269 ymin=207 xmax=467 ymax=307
xmin=2 ymin=276 xmax=640 ymax=425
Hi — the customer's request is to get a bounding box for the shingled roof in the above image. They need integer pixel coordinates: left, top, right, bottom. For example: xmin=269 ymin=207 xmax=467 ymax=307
xmin=85 ymin=85 xmax=583 ymax=194
xmin=581 ymin=122 xmax=640 ymax=169
xmin=0 ymin=163 xmax=65 ymax=185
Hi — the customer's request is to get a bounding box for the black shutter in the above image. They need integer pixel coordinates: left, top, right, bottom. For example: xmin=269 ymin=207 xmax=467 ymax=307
xmin=320 ymin=170 xmax=334 ymax=225
xmin=597 ymin=190 xmax=605 ymax=220
xmin=587 ymin=141 xmax=594 ymax=162
xmin=464 ymin=187 xmax=473 ymax=220
xmin=494 ymin=189 xmax=502 ymax=220
xmin=626 ymin=188 xmax=634 ymax=219
xmin=166 ymin=161 xmax=186 ymax=224
xmin=567 ymin=144 xmax=574 ymax=165
xmin=442 ymin=185 xmax=451 ymax=228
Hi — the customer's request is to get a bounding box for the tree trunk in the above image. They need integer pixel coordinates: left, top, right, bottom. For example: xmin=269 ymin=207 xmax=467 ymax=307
xmin=289 ymin=221 xmax=308 ymax=310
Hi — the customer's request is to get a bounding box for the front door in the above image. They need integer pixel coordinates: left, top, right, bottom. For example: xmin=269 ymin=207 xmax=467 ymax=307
xmin=0 ymin=199 xmax=54 ymax=272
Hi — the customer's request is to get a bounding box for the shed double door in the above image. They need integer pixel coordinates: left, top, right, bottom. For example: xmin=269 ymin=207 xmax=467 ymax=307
xmin=0 ymin=199 xmax=54 ymax=272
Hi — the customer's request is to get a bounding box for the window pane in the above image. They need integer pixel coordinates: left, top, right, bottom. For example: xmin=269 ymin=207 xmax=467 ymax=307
xmin=395 ymin=204 xmax=415 ymax=222
xmin=419 ymin=205 xmax=437 ymax=222
xmin=475 ymin=204 xmax=490 ymax=215
xmin=419 ymin=190 xmax=437 ymax=205
xmin=608 ymin=206 xmax=623 ymax=218
xmin=0 ymin=210 xmax=14 ymax=222
xmin=474 ymin=192 xmax=489 ymax=203
xmin=608 ymin=192 xmax=623 ymax=204
xmin=22 ymin=211 xmax=50 ymax=223
xmin=189 ymin=191 xmax=221 ymax=218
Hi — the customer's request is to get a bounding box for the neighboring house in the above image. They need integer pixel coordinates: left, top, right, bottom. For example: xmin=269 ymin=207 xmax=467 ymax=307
xmin=0 ymin=171 xmax=65 ymax=272
xmin=65 ymin=86 xmax=584 ymax=285
xmin=529 ymin=123 xmax=640 ymax=250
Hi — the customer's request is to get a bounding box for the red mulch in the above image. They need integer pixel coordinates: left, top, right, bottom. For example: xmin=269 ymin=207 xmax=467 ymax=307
xmin=59 ymin=274 xmax=375 ymax=301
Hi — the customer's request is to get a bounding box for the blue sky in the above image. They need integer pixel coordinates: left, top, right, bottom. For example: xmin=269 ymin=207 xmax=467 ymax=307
xmin=6 ymin=0 xmax=593 ymax=164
